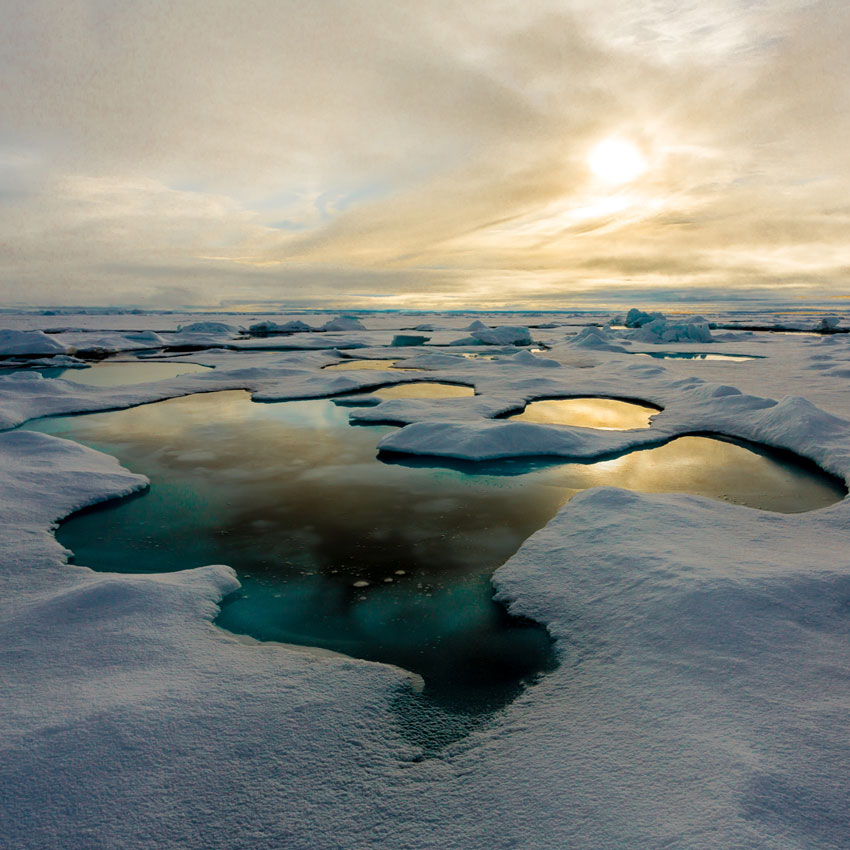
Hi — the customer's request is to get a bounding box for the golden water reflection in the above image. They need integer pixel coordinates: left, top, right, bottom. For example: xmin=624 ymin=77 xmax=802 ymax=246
xmin=534 ymin=435 xmax=842 ymax=513
xmin=63 ymin=360 xmax=210 ymax=386
xmin=324 ymin=359 xmax=422 ymax=372
xmin=511 ymin=397 xmax=658 ymax=430
xmin=372 ymin=382 xmax=474 ymax=399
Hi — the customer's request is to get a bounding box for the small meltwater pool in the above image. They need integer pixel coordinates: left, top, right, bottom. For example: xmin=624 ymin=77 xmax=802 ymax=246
xmin=507 ymin=397 xmax=659 ymax=430
xmin=323 ymin=359 xmax=423 ymax=372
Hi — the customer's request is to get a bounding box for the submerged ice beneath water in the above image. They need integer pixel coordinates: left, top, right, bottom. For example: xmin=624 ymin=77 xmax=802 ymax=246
xmin=27 ymin=391 xmax=555 ymax=723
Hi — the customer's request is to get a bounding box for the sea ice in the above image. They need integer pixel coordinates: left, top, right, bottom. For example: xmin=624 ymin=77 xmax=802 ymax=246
xmin=320 ymin=315 xmax=367 ymax=331
xmin=0 ymin=329 xmax=68 ymax=356
xmin=2 ymin=307 xmax=850 ymax=849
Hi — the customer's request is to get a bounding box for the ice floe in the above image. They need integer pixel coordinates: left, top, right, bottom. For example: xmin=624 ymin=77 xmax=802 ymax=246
xmin=3 ymin=307 xmax=850 ymax=849
xmin=0 ymin=329 xmax=68 ymax=356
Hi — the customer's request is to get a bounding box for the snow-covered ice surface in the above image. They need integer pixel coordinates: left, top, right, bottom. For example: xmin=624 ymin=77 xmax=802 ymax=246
xmin=2 ymin=308 xmax=850 ymax=849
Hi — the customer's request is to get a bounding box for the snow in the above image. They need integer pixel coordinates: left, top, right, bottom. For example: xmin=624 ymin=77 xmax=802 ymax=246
xmin=816 ymin=315 xmax=841 ymax=331
xmin=319 ymin=315 xmax=366 ymax=331
xmin=450 ymin=325 xmax=533 ymax=346
xmin=0 ymin=329 xmax=67 ymax=356
xmin=629 ymin=316 xmax=714 ymax=343
xmin=568 ymin=325 xmax=630 ymax=352
xmin=176 ymin=321 xmax=241 ymax=334
xmin=56 ymin=330 xmax=169 ymax=354
xmin=503 ymin=350 xmax=561 ymax=368
xmin=625 ymin=306 xmax=665 ymax=327
xmin=247 ymin=319 xmax=313 ymax=334
xmin=2 ymin=307 xmax=850 ymax=848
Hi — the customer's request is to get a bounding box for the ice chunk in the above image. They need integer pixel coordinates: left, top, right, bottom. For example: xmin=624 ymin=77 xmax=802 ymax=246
xmin=815 ymin=315 xmax=841 ymax=332
xmin=624 ymin=308 xmax=664 ymax=328
xmin=248 ymin=320 xmax=312 ymax=334
xmin=504 ymin=350 xmax=561 ymax=367
xmin=447 ymin=326 xmax=533 ymax=346
xmin=629 ymin=316 xmax=713 ymax=344
xmin=320 ymin=316 xmax=366 ymax=331
xmin=391 ymin=335 xmax=430 ymax=347
xmin=569 ymin=326 xmax=629 ymax=352
xmin=0 ymin=329 xmax=67 ymax=356
xmin=176 ymin=322 xmax=240 ymax=335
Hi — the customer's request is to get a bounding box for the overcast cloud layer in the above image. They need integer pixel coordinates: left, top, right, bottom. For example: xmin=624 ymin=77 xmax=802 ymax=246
xmin=1 ymin=0 xmax=848 ymax=308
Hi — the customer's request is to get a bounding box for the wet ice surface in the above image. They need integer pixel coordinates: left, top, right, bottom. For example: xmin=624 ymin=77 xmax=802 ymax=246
xmin=372 ymin=382 xmax=474 ymax=399
xmin=508 ymin=397 xmax=659 ymax=430
xmin=22 ymin=390 xmax=844 ymax=749
xmin=334 ymin=382 xmax=475 ymax=401
xmin=323 ymin=359 xmax=422 ymax=372
xmin=1 ymin=360 xmax=210 ymax=385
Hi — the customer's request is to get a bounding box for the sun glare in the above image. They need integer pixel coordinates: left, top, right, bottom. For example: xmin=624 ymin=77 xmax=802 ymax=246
xmin=588 ymin=138 xmax=647 ymax=184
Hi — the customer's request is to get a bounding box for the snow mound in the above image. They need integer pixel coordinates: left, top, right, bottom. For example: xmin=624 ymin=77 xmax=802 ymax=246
xmin=504 ymin=350 xmax=561 ymax=368
xmin=320 ymin=315 xmax=366 ymax=331
xmin=629 ymin=316 xmax=713 ymax=344
xmin=10 ymin=354 xmax=85 ymax=368
xmin=450 ymin=326 xmax=532 ymax=346
xmin=753 ymin=396 xmax=850 ymax=457
xmin=176 ymin=322 xmax=240 ymax=335
xmin=621 ymin=308 xmax=714 ymax=343
xmin=248 ymin=320 xmax=312 ymax=334
xmin=568 ymin=327 xmax=628 ymax=352
xmin=62 ymin=332 xmax=167 ymax=354
xmin=815 ymin=315 xmax=842 ymax=332
xmin=125 ymin=331 xmax=166 ymax=345
xmin=472 ymin=325 xmax=532 ymax=346
xmin=624 ymin=308 xmax=664 ymax=328
xmin=378 ymin=419 xmax=630 ymax=461
xmin=0 ymin=329 xmax=67 ymax=356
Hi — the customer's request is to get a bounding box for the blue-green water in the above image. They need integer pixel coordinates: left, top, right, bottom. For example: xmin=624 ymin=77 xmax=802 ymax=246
xmin=22 ymin=390 xmax=845 ymax=746
xmin=26 ymin=392 xmax=560 ymax=714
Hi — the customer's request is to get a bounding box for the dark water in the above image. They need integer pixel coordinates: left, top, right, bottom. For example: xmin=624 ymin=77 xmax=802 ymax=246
xmin=23 ymin=390 xmax=845 ymax=747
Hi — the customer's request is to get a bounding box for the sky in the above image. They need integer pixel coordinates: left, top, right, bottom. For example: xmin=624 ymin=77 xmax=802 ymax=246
xmin=1 ymin=0 xmax=848 ymax=309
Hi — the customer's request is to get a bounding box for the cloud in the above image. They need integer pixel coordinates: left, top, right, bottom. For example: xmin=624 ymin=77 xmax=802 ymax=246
xmin=0 ymin=0 xmax=848 ymax=306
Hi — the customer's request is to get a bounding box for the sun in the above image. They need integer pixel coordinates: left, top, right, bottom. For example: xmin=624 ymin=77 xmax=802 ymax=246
xmin=588 ymin=138 xmax=647 ymax=185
